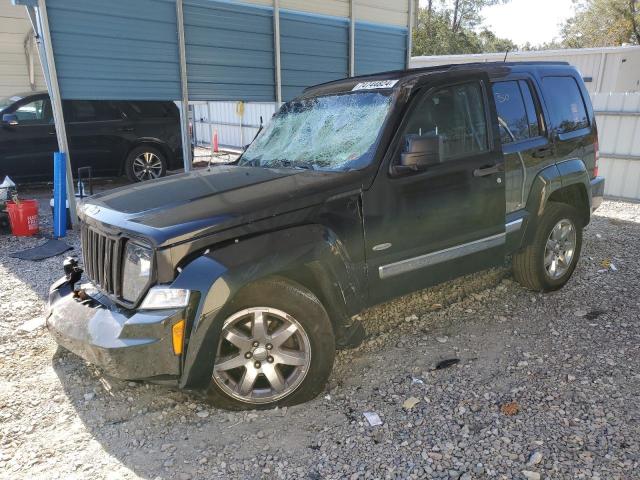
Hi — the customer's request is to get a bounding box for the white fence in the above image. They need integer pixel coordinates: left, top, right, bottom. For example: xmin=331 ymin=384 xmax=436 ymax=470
xmin=593 ymin=93 xmax=640 ymax=200
xmin=193 ymin=102 xmax=276 ymax=152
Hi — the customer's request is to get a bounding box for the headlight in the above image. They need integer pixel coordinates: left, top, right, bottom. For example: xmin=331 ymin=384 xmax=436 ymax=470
xmin=140 ymin=286 xmax=190 ymax=310
xmin=121 ymin=242 xmax=152 ymax=302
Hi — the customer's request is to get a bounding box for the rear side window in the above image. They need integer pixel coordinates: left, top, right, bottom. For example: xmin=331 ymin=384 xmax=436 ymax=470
xmin=542 ymin=76 xmax=589 ymax=134
xmin=403 ymin=82 xmax=488 ymax=161
xmin=492 ymin=80 xmax=541 ymax=143
xmin=126 ymin=101 xmax=173 ymax=118
xmin=65 ymin=101 xmax=122 ymax=122
xmin=70 ymin=101 xmax=97 ymax=122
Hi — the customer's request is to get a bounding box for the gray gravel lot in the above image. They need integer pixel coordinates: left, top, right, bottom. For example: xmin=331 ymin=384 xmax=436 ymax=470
xmin=0 ymin=196 xmax=639 ymax=480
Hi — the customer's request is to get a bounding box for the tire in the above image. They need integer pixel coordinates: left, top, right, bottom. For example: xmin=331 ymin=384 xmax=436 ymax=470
xmin=205 ymin=277 xmax=335 ymax=410
xmin=512 ymin=202 xmax=583 ymax=292
xmin=124 ymin=145 xmax=167 ymax=182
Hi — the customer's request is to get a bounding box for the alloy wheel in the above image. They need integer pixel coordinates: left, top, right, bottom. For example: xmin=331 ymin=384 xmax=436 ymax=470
xmin=543 ymin=218 xmax=576 ymax=280
xmin=132 ymin=152 xmax=163 ymax=181
xmin=212 ymin=307 xmax=311 ymax=404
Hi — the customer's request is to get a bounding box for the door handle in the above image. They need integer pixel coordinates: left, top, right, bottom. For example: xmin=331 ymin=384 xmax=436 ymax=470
xmin=118 ymin=127 xmax=134 ymax=132
xmin=532 ymin=146 xmax=553 ymax=158
xmin=48 ymin=130 xmax=56 ymax=135
xmin=473 ymin=163 xmax=503 ymax=177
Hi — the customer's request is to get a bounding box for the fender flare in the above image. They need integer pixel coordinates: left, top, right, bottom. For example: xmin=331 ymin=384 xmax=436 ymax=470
xmin=171 ymin=224 xmax=364 ymax=389
xmin=519 ymin=159 xmax=591 ymax=249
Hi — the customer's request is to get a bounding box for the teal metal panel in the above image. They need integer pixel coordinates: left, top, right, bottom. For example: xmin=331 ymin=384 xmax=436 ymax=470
xmin=280 ymin=10 xmax=348 ymax=101
xmin=355 ymin=22 xmax=407 ymax=76
xmin=47 ymin=0 xmax=181 ymax=100
xmin=184 ymin=0 xmax=275 ymax=101
xmin=44 ymin=0 xmax=408 ymax=102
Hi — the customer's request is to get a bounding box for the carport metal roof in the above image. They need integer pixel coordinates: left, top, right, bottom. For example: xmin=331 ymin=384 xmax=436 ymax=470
xmin=11 ymin=0 xmax=414 ymax=225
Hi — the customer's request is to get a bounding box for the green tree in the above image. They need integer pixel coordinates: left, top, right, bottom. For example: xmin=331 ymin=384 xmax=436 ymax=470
xmin=560 ymin=0 xmax=640 ymax=47
xmin=412 ymin=0 xmax=516 ymax=56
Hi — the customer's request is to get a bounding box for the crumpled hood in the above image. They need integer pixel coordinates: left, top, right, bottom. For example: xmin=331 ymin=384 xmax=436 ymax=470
xmin=79 ymin=165 xmax=361 ymax=246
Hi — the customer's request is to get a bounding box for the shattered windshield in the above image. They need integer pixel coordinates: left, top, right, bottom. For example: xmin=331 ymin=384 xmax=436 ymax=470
xmin=239 ymin=92 xmax=393 ymax=171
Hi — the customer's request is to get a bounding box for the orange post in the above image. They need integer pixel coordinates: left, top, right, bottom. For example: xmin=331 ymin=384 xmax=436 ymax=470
xmin=212 ymin=128 xmax=219 ymax=153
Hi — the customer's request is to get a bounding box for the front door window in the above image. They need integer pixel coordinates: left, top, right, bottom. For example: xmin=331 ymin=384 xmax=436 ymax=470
xmin=14 ymin=99 xmax=52 ymax=125
xmin=401 ymin=82 xmax=489 ymax=162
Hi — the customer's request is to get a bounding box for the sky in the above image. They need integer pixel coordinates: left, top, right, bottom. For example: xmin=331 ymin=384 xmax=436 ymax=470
xmin=419 ymin=0 xmax=577 ymax=47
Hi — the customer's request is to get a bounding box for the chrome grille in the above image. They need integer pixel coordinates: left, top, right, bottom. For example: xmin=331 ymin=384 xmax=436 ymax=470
xmin=80 ymin=225 xmax=122 ymax=296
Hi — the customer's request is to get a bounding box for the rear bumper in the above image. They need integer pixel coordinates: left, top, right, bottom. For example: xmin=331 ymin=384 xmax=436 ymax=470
xmin=46 ymin=279 xmax=183 ymax=381
xmin=590 ymin=176 xmax=605 ymax=211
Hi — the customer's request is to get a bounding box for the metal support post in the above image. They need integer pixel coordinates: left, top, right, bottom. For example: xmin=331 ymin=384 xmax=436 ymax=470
xmin=36 ymin=0 xmax=76 ymax=225
xmin=176 ymin=0 xmax=192 ymax=171
xmin=273 ymin=0 xmax=282 ymax=105
xmin=349 ymin=0 xmax=355 ymax=77
xmin=406 ymin=0 xmax=414 ymax=69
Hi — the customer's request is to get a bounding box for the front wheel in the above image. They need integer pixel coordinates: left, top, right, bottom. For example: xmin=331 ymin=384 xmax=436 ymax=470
xmin=512 ymin=202 xmax=583 ymax=292
xmin=206 ymin=277 xmax=335 ymax=410
xmin=125 ymin=145 xmax=167 ymax=182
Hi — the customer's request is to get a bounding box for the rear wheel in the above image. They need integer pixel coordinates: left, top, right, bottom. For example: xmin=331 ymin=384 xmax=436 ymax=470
xmin=125 ymin=145 xmax=167 ymax=182
xmin=512 ymin=202 xmax=583 ymax=291
xmin=206 ymin=277 xmax=335 ymax=410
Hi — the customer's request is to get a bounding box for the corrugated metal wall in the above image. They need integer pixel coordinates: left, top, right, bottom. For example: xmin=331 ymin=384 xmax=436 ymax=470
xmin=355 ymin=21 xmax=406 ymax=75
xmin=46 ymin=0 xmax=181 ymax=100
xmin=411 ymin=47 xmax=640 ymax=94
xmin=593 ymin=93 xmax=640 ymax=200
xmin=43 ymin=0 xmax=410 ymax=101
xmin=0 ymin=0 xmax=45 ymax=97
xmin=184 ymin=0 xmax=274 ymax=101
xmin=240 ymin=0 xmax=413 ymax=27
xmin=280 ymin=10 xmax=348 ymax=101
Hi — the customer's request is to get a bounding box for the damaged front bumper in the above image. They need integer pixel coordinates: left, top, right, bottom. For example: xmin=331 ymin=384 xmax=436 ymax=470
xmin=46 ymin=276 xmax=184 ymax=382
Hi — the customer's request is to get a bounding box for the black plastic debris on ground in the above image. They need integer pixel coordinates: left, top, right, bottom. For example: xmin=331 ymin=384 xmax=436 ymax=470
xmin=9 ymin=239 xmax=73 ymax=261
xmin=434 ymin=358 xmax=460 ymax=370
xmin=585 ymin=309 xmax=607 ymax=320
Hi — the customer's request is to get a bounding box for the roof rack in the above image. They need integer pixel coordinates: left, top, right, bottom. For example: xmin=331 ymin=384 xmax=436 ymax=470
xmin=303 ymin=60 xmax=572 ymax=93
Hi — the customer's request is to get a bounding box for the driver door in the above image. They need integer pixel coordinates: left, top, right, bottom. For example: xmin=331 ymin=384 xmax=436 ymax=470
xmin=0 ymin=95 xmax=56 ymax=182
xmin=363 ymin=74 xmax=506 ymax=303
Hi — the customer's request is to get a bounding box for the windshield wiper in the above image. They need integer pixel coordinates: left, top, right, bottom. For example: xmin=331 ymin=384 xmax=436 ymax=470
xmin=267 ymin=159 xmax=317 ymax=170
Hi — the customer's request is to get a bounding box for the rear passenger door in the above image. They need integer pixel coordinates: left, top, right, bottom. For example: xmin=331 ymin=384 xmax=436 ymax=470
xmin=491 ymin=78 xmax=551 ymax=215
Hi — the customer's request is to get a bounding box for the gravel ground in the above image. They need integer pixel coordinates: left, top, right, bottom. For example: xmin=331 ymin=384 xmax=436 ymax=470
xmin=0 ymin=195 xmax=639 ymax=480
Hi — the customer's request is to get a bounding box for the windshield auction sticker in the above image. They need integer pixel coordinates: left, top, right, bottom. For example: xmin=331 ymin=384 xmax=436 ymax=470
xmin=352 ymin=80 xmax=399 ymax=91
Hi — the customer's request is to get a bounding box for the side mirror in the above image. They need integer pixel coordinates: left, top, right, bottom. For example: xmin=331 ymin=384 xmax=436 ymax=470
xmin=2 ymin=113 xmax=18 ymax=126
xmin=399 ymin=133 xmax=442 ymax=171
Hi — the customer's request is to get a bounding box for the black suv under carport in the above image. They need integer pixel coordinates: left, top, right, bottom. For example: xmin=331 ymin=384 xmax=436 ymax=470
xmin=0 ymin=92 xmax=183 ymax=183
xmin=47 ymin=62 xmax=605 ymax=410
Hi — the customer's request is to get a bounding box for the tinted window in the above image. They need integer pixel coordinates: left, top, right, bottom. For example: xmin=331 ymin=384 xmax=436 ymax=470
xmin=403 ymin=82 xmax=488 ymax=160
xmin=126 ymin=101 xmax=173 ymax=118
xmin=493 ymin=81 xmax=529 ymax=143
xmin=14 ymin=98 xmax=51 ymax=124
xmin=65 ymin=101 xmax=122 ymax=122
xmin=98 ymin=102 xmax=123 ymax=121
xmin=519 ymin=80 xmax=541 ymax=138
xmin=70 ymin=101 xmax=97 ymax=122
xmin=542 ymin=76 xmax=589 ymax=134
xmin=492 ymin=80 xmax=542 ymax=143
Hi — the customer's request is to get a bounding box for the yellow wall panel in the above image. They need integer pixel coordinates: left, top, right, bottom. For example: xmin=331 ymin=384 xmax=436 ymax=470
xmin=238 ymin=0 xmax=413 ymax=27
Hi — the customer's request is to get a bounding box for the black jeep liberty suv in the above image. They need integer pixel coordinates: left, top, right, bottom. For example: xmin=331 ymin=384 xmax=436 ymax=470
xmin=47 ymin=62 xmax=605 ymax=409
